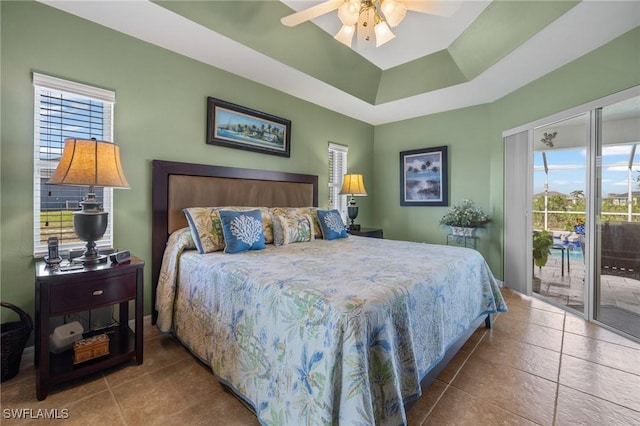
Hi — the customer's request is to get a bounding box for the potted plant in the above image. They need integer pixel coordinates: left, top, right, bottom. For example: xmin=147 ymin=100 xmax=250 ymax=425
xmin=532 ymin=230 xmax=553 ymax=292
xmin=440 ymin=199 xmax=490 ymax=236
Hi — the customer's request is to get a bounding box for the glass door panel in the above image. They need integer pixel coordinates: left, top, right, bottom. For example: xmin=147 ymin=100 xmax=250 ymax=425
xmin=596 ymin=97 xmax=640 ymax=339
xmin=532 ymin=114 xmax=588 ymax=313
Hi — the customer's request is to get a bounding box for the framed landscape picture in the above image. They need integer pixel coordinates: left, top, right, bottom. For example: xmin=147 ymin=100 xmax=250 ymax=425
xmin=207 ymin=97 xmax=291 ymax=157
xmin=400 ymin=146 xmax=449 ymax=206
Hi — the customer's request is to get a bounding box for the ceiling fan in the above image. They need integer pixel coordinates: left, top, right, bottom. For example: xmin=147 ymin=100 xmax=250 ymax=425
xmin=281 ymin=0 xmax=459 ymax=48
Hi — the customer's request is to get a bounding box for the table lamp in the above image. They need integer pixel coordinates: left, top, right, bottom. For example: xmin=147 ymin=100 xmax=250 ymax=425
xmin=47 ymin=138 xmax=130 ymax=264
xmin=339 ymin=173 xmax=367 ymax=230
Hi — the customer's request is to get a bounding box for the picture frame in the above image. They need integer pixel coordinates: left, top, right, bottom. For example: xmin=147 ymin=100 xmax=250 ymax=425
xmin=206 ymin=97 xmax=291 ymax=157
xmin=399 ymin=146 xmax=449 ymax=206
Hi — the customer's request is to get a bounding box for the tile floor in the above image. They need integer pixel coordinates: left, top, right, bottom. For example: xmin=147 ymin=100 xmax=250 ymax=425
xmin=2 ymin=288 xmax=639 ymax=425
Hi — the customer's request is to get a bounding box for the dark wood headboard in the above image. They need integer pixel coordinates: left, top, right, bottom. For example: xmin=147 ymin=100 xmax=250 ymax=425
xmin=151 ymin=160 xmax=319 ymax=323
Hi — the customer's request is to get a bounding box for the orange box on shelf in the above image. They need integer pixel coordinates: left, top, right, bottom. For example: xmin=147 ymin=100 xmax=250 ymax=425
xmin=72 ymin=334 xmax=109 ymax=365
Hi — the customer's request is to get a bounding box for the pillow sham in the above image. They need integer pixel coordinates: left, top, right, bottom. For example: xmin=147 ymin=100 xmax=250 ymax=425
xmin=316 ymin=209 xmax=348 ymax=240
xmin=269 ymin=207 xmax=321 ymax=239
xmin=183 ymin=207 xmax=225 ymax=254
xmin=273 ymin=213 xmax=315 ymax=245
xmin=219 ymin=209 xmax=266 ymax=254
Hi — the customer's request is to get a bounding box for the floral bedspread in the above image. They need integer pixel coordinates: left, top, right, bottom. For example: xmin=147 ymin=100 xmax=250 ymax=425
xmin=156 ymin=229 xmax=507 ymax=426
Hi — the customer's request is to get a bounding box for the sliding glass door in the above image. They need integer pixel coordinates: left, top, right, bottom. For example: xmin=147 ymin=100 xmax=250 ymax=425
xmin=504 ymin=86 xmax=639 ymax=341
xmin=531 ymin=114 xmax=588 ymax=314
xmin=595 ymin=98 xmax=640 ymax=339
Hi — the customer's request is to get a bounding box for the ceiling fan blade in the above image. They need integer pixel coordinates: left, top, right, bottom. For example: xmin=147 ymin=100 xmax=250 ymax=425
xmin=281 ymin=0 xmax=344 ymax=27
xmin=403 ymin=1 xmax=461 ymax=17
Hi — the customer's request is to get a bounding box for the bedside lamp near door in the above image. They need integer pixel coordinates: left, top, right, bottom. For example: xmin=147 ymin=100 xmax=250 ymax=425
xmin=47 ymin=138 xmax=130 ymax=264
xmin=339 ymin=173 xmax=367 ymax=230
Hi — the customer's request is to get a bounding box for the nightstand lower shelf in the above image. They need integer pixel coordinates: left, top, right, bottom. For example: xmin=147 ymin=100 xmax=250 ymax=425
xmin=48 ymin=325 xmax=136 ymax=386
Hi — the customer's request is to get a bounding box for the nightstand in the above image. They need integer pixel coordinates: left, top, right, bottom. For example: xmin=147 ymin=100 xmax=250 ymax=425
xmin=34 ymin=257 xmax=144 ymax=400
xmin=348 ymin=227 xmax=383 ymax=239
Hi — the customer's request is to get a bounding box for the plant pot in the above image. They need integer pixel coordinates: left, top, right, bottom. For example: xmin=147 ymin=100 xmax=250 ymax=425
xmin=532 ymin=276 xmax=541 ymax=293
xmin=451 ymin=227 xmax=476 ymax=237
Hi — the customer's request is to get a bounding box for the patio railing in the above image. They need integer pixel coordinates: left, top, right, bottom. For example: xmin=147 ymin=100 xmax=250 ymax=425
xmin=533 ymin=210 xmax=640 ymax=233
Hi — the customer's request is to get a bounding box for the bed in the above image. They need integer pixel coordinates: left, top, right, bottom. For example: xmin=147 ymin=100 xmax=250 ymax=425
xmin=151 ymin=160 xmax=507 ymax=426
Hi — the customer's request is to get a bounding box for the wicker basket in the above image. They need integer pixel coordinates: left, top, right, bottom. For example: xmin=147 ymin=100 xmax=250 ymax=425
xmin=1 ymin=302 xmax=33 ymax=382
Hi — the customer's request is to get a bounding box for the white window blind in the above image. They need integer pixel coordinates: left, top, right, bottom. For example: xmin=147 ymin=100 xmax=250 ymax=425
xmin=33 ymin=73 xmax=116 ymax=256
xmin=328 ymin=142 xmax=348 ymax=220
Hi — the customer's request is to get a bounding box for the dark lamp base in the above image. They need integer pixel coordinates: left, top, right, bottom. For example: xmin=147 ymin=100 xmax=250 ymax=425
xmin=73 ymin=209 xmax=109 ymax=265
xmin=347 ymin=205 xmax=359 ymax=231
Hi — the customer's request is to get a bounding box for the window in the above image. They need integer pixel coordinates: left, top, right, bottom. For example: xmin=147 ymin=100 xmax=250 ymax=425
xmin=328 ymin=142 xmax=348 ymax=220
xmin=33 ymin=73 xmax=115 ymax=256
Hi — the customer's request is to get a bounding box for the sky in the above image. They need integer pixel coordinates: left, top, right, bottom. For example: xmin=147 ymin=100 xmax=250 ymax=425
xmin=534 ymin=144 xmax=640 ymax=197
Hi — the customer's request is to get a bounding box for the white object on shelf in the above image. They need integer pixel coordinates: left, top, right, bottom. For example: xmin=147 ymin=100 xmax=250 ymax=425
xmin=49 ymin=321 xmax=84 ymax=354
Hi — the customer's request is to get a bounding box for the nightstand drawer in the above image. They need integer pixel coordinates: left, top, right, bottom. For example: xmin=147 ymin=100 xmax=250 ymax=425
xmin=49 ymin=273 xmax=136 ymax=315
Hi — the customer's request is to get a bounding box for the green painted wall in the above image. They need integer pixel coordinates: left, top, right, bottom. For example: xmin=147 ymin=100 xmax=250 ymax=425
xmin=373 ymin=105 xmax=494 ymax=257
xmin=0 ymin=1 xmax=374 ymax=322
xmin=374 ymin=26 xmax=640 ymax=279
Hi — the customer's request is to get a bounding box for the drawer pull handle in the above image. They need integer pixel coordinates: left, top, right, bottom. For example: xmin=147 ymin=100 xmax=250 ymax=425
xmin=92 ymin=290 xmax=104 ymax=296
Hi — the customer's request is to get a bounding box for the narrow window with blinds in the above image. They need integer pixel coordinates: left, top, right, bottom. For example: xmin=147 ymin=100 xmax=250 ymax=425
xmin=33 ymin=73 xmax=116 ymax=256
xmin=328 ymin=142 xmax=348 ymax=220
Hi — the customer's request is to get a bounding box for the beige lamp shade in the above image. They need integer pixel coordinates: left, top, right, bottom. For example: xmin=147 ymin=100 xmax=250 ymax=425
xmin=48 ymin=138 xmax=130 ymax=188
xmin=339 ymin=174 xmax=367 ymax=196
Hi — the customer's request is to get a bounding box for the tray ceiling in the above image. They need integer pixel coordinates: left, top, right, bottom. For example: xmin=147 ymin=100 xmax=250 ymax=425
xmin=38 ymin=1 xmax=640 ymax=125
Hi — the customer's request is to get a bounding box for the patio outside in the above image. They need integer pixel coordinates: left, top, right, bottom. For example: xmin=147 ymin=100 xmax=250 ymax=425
xmin=533 ymin=235 xmax=640 ymax=339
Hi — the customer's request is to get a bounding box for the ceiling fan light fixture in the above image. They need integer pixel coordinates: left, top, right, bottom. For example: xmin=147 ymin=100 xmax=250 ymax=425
xmin=335 ymin=24 xmax=356 ymax=47
xmin=374 ymin=20 xmax=395 ymax=47
xmin=338 ymin=0 xmax=360 ymax=25
xmin=381 ymin=0 xmax=407 ymax=27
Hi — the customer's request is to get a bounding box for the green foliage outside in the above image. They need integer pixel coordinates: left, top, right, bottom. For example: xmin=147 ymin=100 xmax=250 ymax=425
xmin=533 ymin=193 xmax=640 ymax=231
xmin=39 ymin=210 xmax=77 ymax=244
xmin=40 ymin=210 xmax=73 ymax=225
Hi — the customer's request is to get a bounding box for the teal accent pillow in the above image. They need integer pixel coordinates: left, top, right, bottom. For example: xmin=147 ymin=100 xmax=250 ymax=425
xmin=316 ymin=209 xmax=348 ymax=240
xmin=219 ymin=209 xmax=266 ymax=254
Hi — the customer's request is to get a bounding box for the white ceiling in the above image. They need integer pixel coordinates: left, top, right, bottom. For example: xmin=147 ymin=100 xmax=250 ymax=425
xmin=39 ymin=0 xmax=640 ymax=125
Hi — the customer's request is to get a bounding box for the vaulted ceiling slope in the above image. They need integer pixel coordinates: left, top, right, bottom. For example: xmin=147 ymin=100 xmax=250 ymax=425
xmin=39 ymin=1 xmax=640 ymax=125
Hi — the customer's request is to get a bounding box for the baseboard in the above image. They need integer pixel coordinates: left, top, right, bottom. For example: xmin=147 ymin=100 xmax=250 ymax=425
xmin=21 ymin=314 xmax=153 ymax=368
xmin=20 ymin=346 xmax=34 ymax=370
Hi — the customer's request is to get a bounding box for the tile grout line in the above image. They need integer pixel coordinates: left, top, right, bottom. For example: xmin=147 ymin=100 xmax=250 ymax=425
xmin=420 ymin=327 xmax=489 ymax=425
xmin=419 ymin=382 xmax=450 ymax=426
xmin=102 ymin=372 xmax=129 ymax=426
xmin=560 ymin=348 xmax=640 ymax=377
xmin=562 ymin=328 xmax=640 ymax=351
xmin=462 ymin=308 xmax=558 ymax=425
xmin=421 ymin=293 xmax=514 ymax=424
xmin=553 ymin=323 xmax=640 ymax=417
xmin=551 ymin=312 xmax=566 ymax=426
xmin=454 ymin=293 xmax=542 ymax=423
xmin=506 ymin=292 xmax=640 ymax=417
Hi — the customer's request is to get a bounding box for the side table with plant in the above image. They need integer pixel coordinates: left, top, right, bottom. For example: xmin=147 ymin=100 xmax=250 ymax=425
xmin=440 ymin=199 xmax=490 ymax=237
